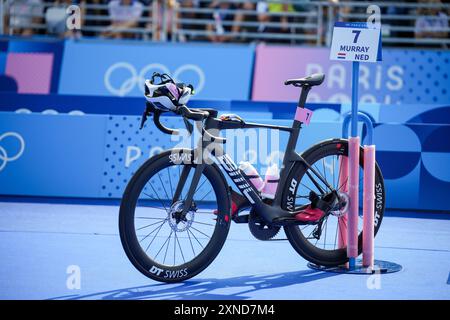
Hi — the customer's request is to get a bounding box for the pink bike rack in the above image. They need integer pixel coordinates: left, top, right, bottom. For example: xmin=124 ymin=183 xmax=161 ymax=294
xmin=337 ymin=155 xmax=348 ymax=250
xmin=347 ymin=136 xmax=360 ymax=268
xmin=362 ymin=145 xmax=376 ymax=268
xmin=336 ymin=131 xmax=376 ymax=269
xmin=308 ymin=61 xmax=401 ymax=275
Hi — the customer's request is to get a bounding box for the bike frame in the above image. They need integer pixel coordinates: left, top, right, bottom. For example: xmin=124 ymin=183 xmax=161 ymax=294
xmin=176 ymin=86 xmax=336 ymax=224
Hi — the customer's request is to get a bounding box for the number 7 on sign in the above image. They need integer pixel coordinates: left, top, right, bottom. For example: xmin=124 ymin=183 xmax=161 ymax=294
xmin=352 ymin=30 xmax=361 ymax=43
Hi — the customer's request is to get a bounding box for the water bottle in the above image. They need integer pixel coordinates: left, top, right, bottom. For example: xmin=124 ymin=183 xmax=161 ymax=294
xmin=239 ymin=162 xmax=264 ymax=192
xmin=261 ymin=164 xmax=280 ymax=199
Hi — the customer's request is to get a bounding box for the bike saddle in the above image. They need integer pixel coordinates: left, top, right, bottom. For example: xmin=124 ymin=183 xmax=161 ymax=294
xmin=284 ymin=73 xmax=325 ymax=87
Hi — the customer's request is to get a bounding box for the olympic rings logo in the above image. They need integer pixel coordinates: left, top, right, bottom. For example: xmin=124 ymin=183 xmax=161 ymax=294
xmin=0 ymin=132 xmax=25 ymax=172
xmin=104 ymin=63 xmax=206 ymax=97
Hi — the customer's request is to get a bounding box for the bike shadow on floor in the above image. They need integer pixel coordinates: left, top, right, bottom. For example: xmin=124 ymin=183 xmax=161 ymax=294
xmin=50 ymin=269 xmax=340 ymax=300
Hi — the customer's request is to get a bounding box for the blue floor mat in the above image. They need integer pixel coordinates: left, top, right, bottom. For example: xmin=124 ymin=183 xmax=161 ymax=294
xmin=0 ymin=201 xmax=449 ymax=300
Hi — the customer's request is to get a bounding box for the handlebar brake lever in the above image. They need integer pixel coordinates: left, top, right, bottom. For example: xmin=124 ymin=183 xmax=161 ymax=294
xmin=139 ymin=103 xmax=153 ymax=129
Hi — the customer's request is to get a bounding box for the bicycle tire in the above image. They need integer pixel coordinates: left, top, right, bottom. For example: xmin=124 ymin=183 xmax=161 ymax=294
xmin=282 ymin=139 xmax=385 ymax=267
xmin=119 ymin=149 xmax=231 ymax=282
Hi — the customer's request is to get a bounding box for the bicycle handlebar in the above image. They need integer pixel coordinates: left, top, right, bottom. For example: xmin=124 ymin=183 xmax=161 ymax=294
xmin=178 ymin=106 xmax=226 ymax=143
xmin=152 ymin=110 xmax=179 ymax=135
xmin=177 ymin=105 xmax=210 ymax=121
xmin=141 ymin=102 xmax=226 ymax=143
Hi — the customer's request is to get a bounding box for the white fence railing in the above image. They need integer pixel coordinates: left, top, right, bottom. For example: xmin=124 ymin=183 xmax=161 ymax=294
xmin=1 ymin=0 xmax=449 ymax=48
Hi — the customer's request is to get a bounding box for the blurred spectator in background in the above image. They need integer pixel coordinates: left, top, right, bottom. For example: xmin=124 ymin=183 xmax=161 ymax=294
xmin=255 ymin=1 xmax=293 ymax=38
xmin=45 ymin=0 xmax=82 ymax=38
xmin=337 ymin=1 xmax=352 ymax=22
xmin=206 ymin=0 xmax=237 ymax=42
xmin=303 ymin=0 xmax=341 ymax=46
xmin=3 ymin=0 xmax=449 ymax=47
xmin=268 ymin=1 xmax=293 ymax=34
xmin=103 ymin=0 xmax=143 ymax=39
xmin=5 ymin=0 xmax=43 ymax=36
xmin=289 ymin=0 xmax=313 ymax=45
xmin=255 ymin=1 xmax=270 ymax=34
xmin=177 ymin=0 xmax=199 ymax=41
xmin=415 ymin=0 xmax=449 ymax=42
xmin=150 ymin=0 xmax=181 ymax=41
xmin=232 ymin=2 xmax=257 ymax=42
xmin=82 ymin=0 xmax=109 ymax=37
xmin=383 ymin=0 xmax=412 ymax=41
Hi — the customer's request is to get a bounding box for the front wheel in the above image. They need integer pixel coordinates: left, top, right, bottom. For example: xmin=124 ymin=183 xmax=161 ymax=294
xmin=282 ymin=139 xmax=386 ymax=267
xmin=119 ymin=149 xmax=231 ymax=282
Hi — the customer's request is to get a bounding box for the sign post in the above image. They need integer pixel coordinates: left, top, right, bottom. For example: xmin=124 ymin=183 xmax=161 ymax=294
xmin=308 ymin=21 xmax=402 ymax=275
xmin=330 ymin=22 xmax=381 ymax=270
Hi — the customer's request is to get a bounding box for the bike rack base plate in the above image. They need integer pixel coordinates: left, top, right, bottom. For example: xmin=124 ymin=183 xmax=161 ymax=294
xmin=307 ymin=259 xmax=402 ymax=274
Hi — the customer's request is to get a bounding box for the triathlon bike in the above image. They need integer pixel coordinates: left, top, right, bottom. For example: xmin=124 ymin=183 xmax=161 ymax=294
xmin=119 ymin=73 xmax=385 ymax=282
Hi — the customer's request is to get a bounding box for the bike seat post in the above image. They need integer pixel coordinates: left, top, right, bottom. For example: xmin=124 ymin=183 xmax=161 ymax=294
xmin=298 ymin=86 xmax=311 ymax=107
xmin=285 ymin=84 xmax=312 ymax=153
xmin=273 ymin=85 xmax=312 ymax=206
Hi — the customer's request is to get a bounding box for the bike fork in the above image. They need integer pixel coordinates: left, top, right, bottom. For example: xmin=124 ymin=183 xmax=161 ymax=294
xmin=172 ymin=164 xmax=191 ymax=204
xmin=181 ymin=163 xmax=205 ymax=213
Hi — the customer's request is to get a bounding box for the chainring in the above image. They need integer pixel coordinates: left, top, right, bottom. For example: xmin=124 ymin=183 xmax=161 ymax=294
xmin=248 ymin=209 xmax=281 ymax=241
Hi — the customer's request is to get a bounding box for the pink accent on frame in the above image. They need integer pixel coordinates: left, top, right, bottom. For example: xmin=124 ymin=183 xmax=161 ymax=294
xmin=295 ymin=107 xmax=313 ymax=125
xmin=338 ymin=155 xmax=348 ymax=249
xmin=347 ymin=136 xmax=360 ymax=259
xmin=362 ymin=145 xmax=376 ymax=268
xmin=5 ymin=53 xmax=54 ymax=94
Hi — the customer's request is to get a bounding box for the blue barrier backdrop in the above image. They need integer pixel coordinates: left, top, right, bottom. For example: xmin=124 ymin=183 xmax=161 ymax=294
xmin=2 ymin=92 xmax=449 ymax=124
xmin=0 ymin=37 xmax=64 ymax=94
xmin=1 ymin=104 xmax=449 ymax=211
xmin=58 ymin=40 xmax=255 ymax=100
xmin=1 ymin=38 xmax=449 ymax=211
xmin=0 ymin=112 xmax=106 ymax=197
xmin=253 ymin=45 xmax=450 ymax=105
xmin=1 ymin=38 xmax=450 ymax=105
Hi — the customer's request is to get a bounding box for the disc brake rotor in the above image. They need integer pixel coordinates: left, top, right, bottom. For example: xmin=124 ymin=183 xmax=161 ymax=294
xmin=167 ymin=200 xmax=195 ymax=232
